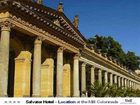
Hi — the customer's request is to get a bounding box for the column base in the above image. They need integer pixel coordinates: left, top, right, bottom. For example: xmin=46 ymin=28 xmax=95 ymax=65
xmin=0 ymin=93 xmax=8 ymax=97
xmin=1 ymin=95 xmax=8 ymax=97
xmin=32 ymin=94 xmax=40 ymax=97
xmin=48 ymin=95 xmax=54 ymax=97
xmin=81 ymin=94 xmax=86 ymax=97
xmin=23 ymin=95 xmax=30 ymax=97
xmin=73 ymin=90 xmax=80 ymax=97
xmin=72 ymin=96 xmax=80 ymax=97
xmin=90 ymin=95 xmax=95 ymax=97
xmin=56 ymin=95 xmax=63 ymax=97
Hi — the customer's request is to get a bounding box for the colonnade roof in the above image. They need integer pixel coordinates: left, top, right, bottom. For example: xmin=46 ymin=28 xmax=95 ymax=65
xmin=0 ymin=0 xmax=87 ymax=47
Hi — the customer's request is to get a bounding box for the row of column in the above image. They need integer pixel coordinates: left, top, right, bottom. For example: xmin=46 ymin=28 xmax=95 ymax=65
xmin=55 ymin=47 xmax=80 ymax=97
xmin=0 ymin=21 xmax=140 ymax=97
xmin=0 ymin=21 xmax=80 ymax=97
xmin=80 ymin=62 xmax=139 ymax=95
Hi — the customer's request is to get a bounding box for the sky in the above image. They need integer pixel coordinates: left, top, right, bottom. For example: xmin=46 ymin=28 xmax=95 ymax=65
xmin=42 ymin=0 xmax=140 ymax=56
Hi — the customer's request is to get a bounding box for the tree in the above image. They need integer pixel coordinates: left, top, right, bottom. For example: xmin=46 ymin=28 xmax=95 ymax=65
xmin=88 ymin=35 xmax=140 ymax=71
xmin=125 ymin=51 xmax=140 ymax=70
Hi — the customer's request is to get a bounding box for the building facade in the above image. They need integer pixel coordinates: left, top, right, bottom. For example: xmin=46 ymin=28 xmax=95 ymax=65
xmin=0 ymin=0 xmax=140 ymax=97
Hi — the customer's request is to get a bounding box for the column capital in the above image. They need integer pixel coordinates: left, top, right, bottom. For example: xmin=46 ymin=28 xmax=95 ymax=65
xmin=0 ymin=20 xmax=14 ymax=31
xmin=91 ymin=65 xmax=95 ymax=69
xmin=104 ymin=70 xmax=108 ymax=73
xmin=74 ymin=53 xmax=80 ymax=60
xmin=81 ymin=62 xmax=86 ymax=67
xmin=114 ymin=74 xmax=117 ymax=77
xmin=110 ymin=73 xmax=113 ymax=75
xmin=34 ymin=36 xmax=43 ymax=44
xmin=98 ymin=68 xmax=102 ymax=72
xmin=57 ymin=47 xmax=64 ymax=53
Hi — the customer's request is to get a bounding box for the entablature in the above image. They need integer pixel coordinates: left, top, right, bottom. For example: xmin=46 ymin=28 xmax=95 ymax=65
xmin=80 ymin=46 xmax=140 ymax=82
xmin=0 ymin=12 xmax=80 ymax=54
xmin=0 ymin=0 xmax=86 ymax=48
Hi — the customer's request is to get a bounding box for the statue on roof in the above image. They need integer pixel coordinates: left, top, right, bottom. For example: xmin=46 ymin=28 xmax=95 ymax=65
xmin=57 ymin=2 xmax=64 ymax=12
xmin=37 ymin=0 xmax=43 ymax=4
xmin=73 ymin=15 xmax=79 ymax=28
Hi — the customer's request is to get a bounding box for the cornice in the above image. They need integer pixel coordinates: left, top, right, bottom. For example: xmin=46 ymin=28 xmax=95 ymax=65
xmin=0 ymin=0 xmax=86 ymax=46
xmin=9 ymin=14 xmax=79 ymax=53
xmin=80 ymin=56 xmax=140 ymax=83
xmin=81 ymin=47 xmax=140 ymax=82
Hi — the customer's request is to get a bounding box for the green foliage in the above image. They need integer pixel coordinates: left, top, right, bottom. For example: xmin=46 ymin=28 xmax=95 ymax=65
xmin=90 ymin=81 xmax=109 ymax=97
xmin=107 ymin=84 xmax=119 ymax=97
xmin=125 ymin=51 xmax=140 ymax=70
xmin=89 ymin=82 xmax=140 ymax=97
xmin=88 ymin=35 xmax=140 ymax=71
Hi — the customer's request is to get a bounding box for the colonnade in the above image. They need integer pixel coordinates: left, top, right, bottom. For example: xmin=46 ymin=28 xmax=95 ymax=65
xmin=80 ymin=61 xmax=140 ymax=96
xmin=0 ymin=21 xmax=140 ymax=97
xmin=0 ymin=22 xmax=81 ymax=97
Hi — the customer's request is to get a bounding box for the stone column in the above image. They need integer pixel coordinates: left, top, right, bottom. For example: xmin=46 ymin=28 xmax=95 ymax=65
xmin=104 ymin=71 xmax=108 ymax=84
xmin=127 ymin=80 xmax=129 ymax=88
xmin=129 ymin=80 xmax=131 ymax=88
xmin=118 ymin=76 xmax=121 ymax=87
xmin=135 ymin=83 xmax=137 ymax=89
xmin=131 ymin=82 xmax=134 ymax=89
xmin=32 ymin=37 xmax=42 ymax=97
xmin=121 ymin=77 xmax=124 ymax=88
xmin=131 ymin=81 xmax=133 ymax=88
xmin=131 ymin=82 xmax=133 ymax=89
xmin=134 ymin=83 xmax=136 ymax=89
xmin=133 ymin=82 xmax=135 ymax=89
xmin=0 ymin=21 xmax=11 ymax=96
xmin=98 ymin=69 xmax=102 ymax=84
xmin=136 ymin=83 xmax=138 ymax=89
xmin=110 ymin=73 xmax=113 ymax=86
xmin=132 ymin=82 xmax=135 ymax=89
xmin=90 ymin=66 xmax=95 ymax=97
xmin=73 ymin=54 xmax=80 ymax=97
xmin=126 ymin=79 xmax=129 ymax=88
xmin=124 ymin=78 xmax=127 ymax=88
xmin=81 ymin=63 xmax=86 ymax=96
xmin=91 ymin=66 xmax=95 ymax=84
xmin=56 ymin=47 xmax=63 ymax=97
xmin=114 ymin=75 xmax=117 ymax=85
xmin=138 ymin=84 xmax=140 ymax=89
xmin=129 ymin=81 xmax=131 ymax=88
